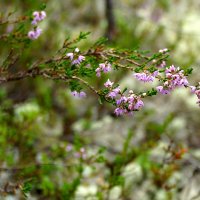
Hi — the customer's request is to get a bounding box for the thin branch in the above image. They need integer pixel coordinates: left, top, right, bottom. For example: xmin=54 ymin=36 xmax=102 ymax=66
xmin=105 ymin=52 xmax=141 ymax=66
xmin=72 ymin=75 xmax=99 ymax=95
xmin=113 ymin=62 xmax=134 ymax=70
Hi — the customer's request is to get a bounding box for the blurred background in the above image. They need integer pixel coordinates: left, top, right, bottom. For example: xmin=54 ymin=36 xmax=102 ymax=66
xmin=0 ymin=0 xmax=200 ymax=199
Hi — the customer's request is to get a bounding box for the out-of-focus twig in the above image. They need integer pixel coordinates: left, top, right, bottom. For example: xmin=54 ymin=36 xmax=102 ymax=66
xmin=105 ymin=0 xmax=116 ymax=41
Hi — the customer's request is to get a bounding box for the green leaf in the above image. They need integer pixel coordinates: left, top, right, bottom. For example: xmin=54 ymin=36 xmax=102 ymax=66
xmin=40 ymin=3 xmax=46 ymax=10
xmin=93 ymin=37 xmax=108 ymax=47
xmin=78 ymin=31 xmax=91 ymax=40
xmin=185 ymin=68 xmax=193 ymax=76
xmin=147 ymin=88 xmax=157 ymax=96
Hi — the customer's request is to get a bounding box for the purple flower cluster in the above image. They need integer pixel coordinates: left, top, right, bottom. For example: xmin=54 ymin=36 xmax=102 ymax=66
xmin=104 ymin=79 xmax=144 ymax=116
xmin=95 ymin=63 xmax=111 ymax=77
xmin=28 ymin=11 xmax=46 ymax=40
xmin=156 ymin=65 xmax=189 ymax=94
xmin=71 ymin=91 xmax=86 ymax=98
xmin=133 ymin=70 xmax=158 ymax=82
xmin=66 ymin=48 xmax=85 ymax=65
xmin=32 ymin=11 xmax=46 ymax=25
xmin=28 ymin=27 xmax=42 ymax=40
xmin=189 ymin=84 xmax=200 ymax=107
xmin=114 ymin=94 xmax=144 ymax=116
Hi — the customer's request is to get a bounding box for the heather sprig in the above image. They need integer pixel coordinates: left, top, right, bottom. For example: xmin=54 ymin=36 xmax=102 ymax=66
xmin=0 ymin=11 xmax=199 ymax=117
xmin=28 ymin=10 xmax=46 ymax=40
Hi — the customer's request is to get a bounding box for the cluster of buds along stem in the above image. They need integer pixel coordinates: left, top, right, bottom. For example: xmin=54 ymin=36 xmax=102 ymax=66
xmin=28 ymin=11 xmax=46 ymax=40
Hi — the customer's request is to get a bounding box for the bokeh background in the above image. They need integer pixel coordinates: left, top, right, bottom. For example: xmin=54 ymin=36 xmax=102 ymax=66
xmin=0 ymin=0 xmax=200 ymax=199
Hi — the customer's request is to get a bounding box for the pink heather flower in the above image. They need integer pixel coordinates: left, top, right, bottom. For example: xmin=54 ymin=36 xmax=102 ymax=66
xmin=71 ymin=91 xmax=86 ymax=98
xmin=79 ymin=91 xmax=86 ymax=98
xmin=28 ymin=30 xmax=36 ymax=39
xmin=159 ymin=48 xmax=168 ymax=53
xmin=71 ymin=91 xmax=79 ymax=97
xmin=33 ymin=11 xmax=39 ymax=18
xmin=99 ymin=63 xmax=106 ymax=70
xmin=112 ymin=87 xmax=121 ymax=94
xmin=165 ymin=65 xmax=176 ymax=73
xmin=157 ymin=61 xmax=166 ymax=68
xmin=195 ymin=89 xmax=200 ymax=106
xmin=104 ymin=79 xmax=114 ymax=88
xmin=128 ymin=104 xmax=134 ymax=111
xmin=32 ymin=11 xmax=46 ymax=25
xmin=75 ymin=148 xmax=87 ymax=159
xmin=127 ymin=95 xmax=135 ymax=104
xmin=66 ymin=144 xmax=73 ymax=152
xmin=114 ymin=107 xmax=126 ymax=116
xmin=134 ymin=99 xmax=144 ymax=110
xmin=28 ymin=27 xmax=42 ymax=40
xmin=66 ymin=53 xmax=74 ymax=60
xmin=108 ymin=91 xmax=118 ymax=99
xmin=102 ymin=63 xmax=111 ymax=73
xmin=35 ymin=27 xmax=42 ymax=36
xmin=112 ymin=92 xmax=144 ymax=116
xmin=78 ymin=55 xmax=85 ymax=62
xmin=134 ymin=71 xmax=158 ymax=82
xmin=189 ymin=86 xmax=196 ymax=93
xmin=40 ymin=11 xmax=46 ymax=19
xmin=157 ymin=65 xmax=189 ymax=95
xmin=95 ymin=68 xmax=101 ymax=77
xmin=165 ymin=65 xmax=189 ymax=87
xmin=107 ymin=86 xmax=121 ymax=99
xmin=156 ymin=86 xmax=170 ymax=94
xmin=67 ymin=50 xmax=85 ymax=65
xmin=116 ymin=96 xmax=127 ymax=105
xmin=156 ymin=86 xmax=171 ymax=94
xmin=96 ymin=63 xmax=112 ymax=77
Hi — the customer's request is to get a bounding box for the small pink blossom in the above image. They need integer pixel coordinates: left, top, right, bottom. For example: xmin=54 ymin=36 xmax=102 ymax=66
xmin=134 ymin=99 xmax=144 ymax=110
xmin=66 ymin=53 xmax=74 ymax=60
xmin=156 ymin=86 xmax=170 ymax=94
xmin=96 ymin=63 xmax=112 ymax=77
xmin=134 ymin=70 xmax=158 ymax=82
xmin=116 ymin=96 xmax=127 ymax=105
xmin=195 ymin=89 xmax=200 ymax=106
xmin=66 ymin=144 xmax=73 ymax=152
xmin=32 ymin=11 xmax=46 ymax=25
xmin=189 ymin=86 xmax=196 ymax=93
xmin=95 ymin=68 xmax=101 ymax=77
xmin=159 ymin=48 xmax=168 ymax=53
xmin=28 ymin=27 xmax=42 ymax=40
xmin=108 ymin=87 xmax=121 ymax=99
xmin=114 ymin=108 xmax=127 ymax=116
xmin=157 ymin=61 xmax=166 ymax=68
xmin=71 ymin=91 xmax=86 ymax=98
xmin=72 ymin=56 xmax=85 ymax=65
xmin=104 ymin=79 xmax=114 ymax=88
xmin=67 ymin=49 xmax=85 ymax=65
xmin=79 ymin=91 xmax=86 ymax=98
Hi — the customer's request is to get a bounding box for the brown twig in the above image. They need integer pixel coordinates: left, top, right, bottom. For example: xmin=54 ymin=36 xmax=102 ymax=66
xmin=105 ymin=52 xmax=141 ymax=66
xmin=72 ymin=75 xmax=99 ymax=95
